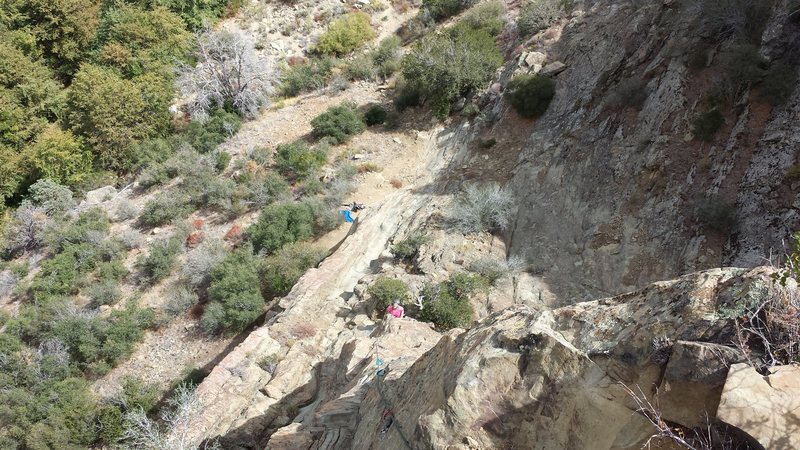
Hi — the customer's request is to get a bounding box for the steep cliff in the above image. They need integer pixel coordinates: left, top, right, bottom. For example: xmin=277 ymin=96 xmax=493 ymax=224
xmin=503 ymin=1 xmax=800 ymax=300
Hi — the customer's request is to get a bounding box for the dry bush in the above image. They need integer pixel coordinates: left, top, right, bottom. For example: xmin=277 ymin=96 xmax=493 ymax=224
xmin=622 ymin=383 xmax=736 ymax=450
xmin=733 ymin=283 xmax=799 ymax=369
xmin=121 ymin=383 xmax=203 ymax=450
xmin=390 ymin=178 xmax=403 ymax=188
xmin=357 ymin=162 xmax=381 ymax=173
xmin=449 ymin=184 xmax=515 ymax=233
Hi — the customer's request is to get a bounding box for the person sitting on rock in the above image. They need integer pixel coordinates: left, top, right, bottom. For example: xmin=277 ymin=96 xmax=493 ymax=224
xmin=386 ymin=300 xmax=404 ymax=319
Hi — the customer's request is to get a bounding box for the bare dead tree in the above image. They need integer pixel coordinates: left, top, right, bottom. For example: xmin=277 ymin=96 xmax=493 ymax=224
xmin=5 ymin=202 xmax=49 ymax=252
xmin=179 ymin=29 xmax=275 ymax=121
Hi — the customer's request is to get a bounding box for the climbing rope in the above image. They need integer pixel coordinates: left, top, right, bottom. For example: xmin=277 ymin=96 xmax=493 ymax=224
xmin=368 ymin=329 xmax=414 ymax=449
xmin=373 ymin=364 xmax=414 ymax=450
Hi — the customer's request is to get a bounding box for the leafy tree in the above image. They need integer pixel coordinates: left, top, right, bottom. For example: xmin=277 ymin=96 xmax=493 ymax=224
xmin=315 ymin=12 xmax=375 ymax=56
xmin=155 ymin=0 xmax=230 ymax=30
xmin=18 ymin=0 xmax=101 ymax=77
xmin=66 ymin=64 xmax=172 ymax=170
xmin=97 ymin=4 xmax=192 ymax=77
xmin=27 ymin=126 xmax=92 ymax=186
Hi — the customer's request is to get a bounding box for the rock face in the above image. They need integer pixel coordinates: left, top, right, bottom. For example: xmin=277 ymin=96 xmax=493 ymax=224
xmin=505 ymin=1 xmax=800 ymax=300
xmin=717 ymin=363 xmax=800 ymax=450
xmin=349 ymin=267 xmax=778 ymax=449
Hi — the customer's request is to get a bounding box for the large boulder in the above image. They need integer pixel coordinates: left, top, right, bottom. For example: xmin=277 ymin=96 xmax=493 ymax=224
xmin=717 ymin=363 xmax=800 ymax=450
xmin=656 ymin=340 xmax=744 ymax=428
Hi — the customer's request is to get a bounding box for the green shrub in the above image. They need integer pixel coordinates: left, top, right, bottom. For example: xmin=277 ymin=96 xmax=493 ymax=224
xmin=460 ymin=1 xmax=506 ymax=36
xmin=138 ymin=194 xmax=192 ymax=227
xmin=203 ymin=248 xmax=264 ymax=333
xmin=692 ymin=109 xmax=725 ymax=141
xmin=418 ymin=281 xmax=474 ymax=330
xmin=517 ymin=0 xmax=563 ymax=37
xmin=49 ymin=301 xmax=155 ymax=375
xmin=274 ymin=141 xmax=328 ymax=180
xmin=721 ymin=44 xmax=768 ymax=87
xmin=505 ymin=74 xmax=555 ymax=118
xmin=249 ymin=202 xmax=315 ymax=254
xmin=400 ymin=25 xmax=502 ymax=118
xmin=364 ymin=105 xmax=388 ymax=126
xmin=368 ymin=277 xmax=409 ymax=310
xmin=87 ymin=280 xmax=120 ymax=307
xmin=261 ymin=242 xmax=326 ymax=298
xmin=27 ymin=178 xmax=75 ymax=216
xmin=45 ymin=207 xmax=109 ymax=252
xmin=257 ymin=353 xmax=281 ymax=374
xmin=346 ymin=53 xmax=376 ymax=81
xmin=28 ymin=127 xmax=93 ymax=187
xmin=98 ymin=260 xmax=129 ymax=282
xmin=423 ymin=0 xmax=478 ymax=21
xmin=390 ymin=231 xmax=429 ymax=260
xmin=478 ymin=137 xmax=496 ymax=148
xmin=372 ymin=36 xmax=402 ymax=78
xmin=136 ymin=235 xmax=183 ymax=282
xmin=694 ymin=196 xmax=737 ymax=234
xmin=315 ymin=12 xmax=376 ymax=55
xmin=302 ymin=197 xmax=342 ymax=235
xmin=216 ymin=151 xmax=232 ymax=171
xmin=279 ymin=57 xmax=336 ymax=97
xmin=179 ymin=109 xmax=241 ymax=153
xmin=97 ymin=404 xmax=124 ymax=445
xmin=243 ymin=172 xmax=291 ymax=207
xmin=310 ymin=103 xmax=367 ymax=144
xmin=165 ymin=284 xmax=198 ymax=316
xmin=299 ymin=174 xmax=324 ymax=197
xmin=605 ymin=77 xmax=648 ymax=111
xmin=30 ymin=236 xmax=116 ymax=301
xmin=120 ymin=376 xmax=159 ymax=412
xmin=444 ymin=272 xmax=487 ymax=299
xmin=759 ymin=63 xmax=798 ymax=106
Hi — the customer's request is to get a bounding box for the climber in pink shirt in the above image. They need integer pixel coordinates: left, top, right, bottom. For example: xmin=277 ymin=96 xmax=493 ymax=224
xmin=386 ymin=300 xmax=405 ymax=318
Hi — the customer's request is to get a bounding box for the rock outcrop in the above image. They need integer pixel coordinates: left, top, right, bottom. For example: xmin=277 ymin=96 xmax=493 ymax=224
xmin=348 ymin=267 xmax=778 ymax=449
